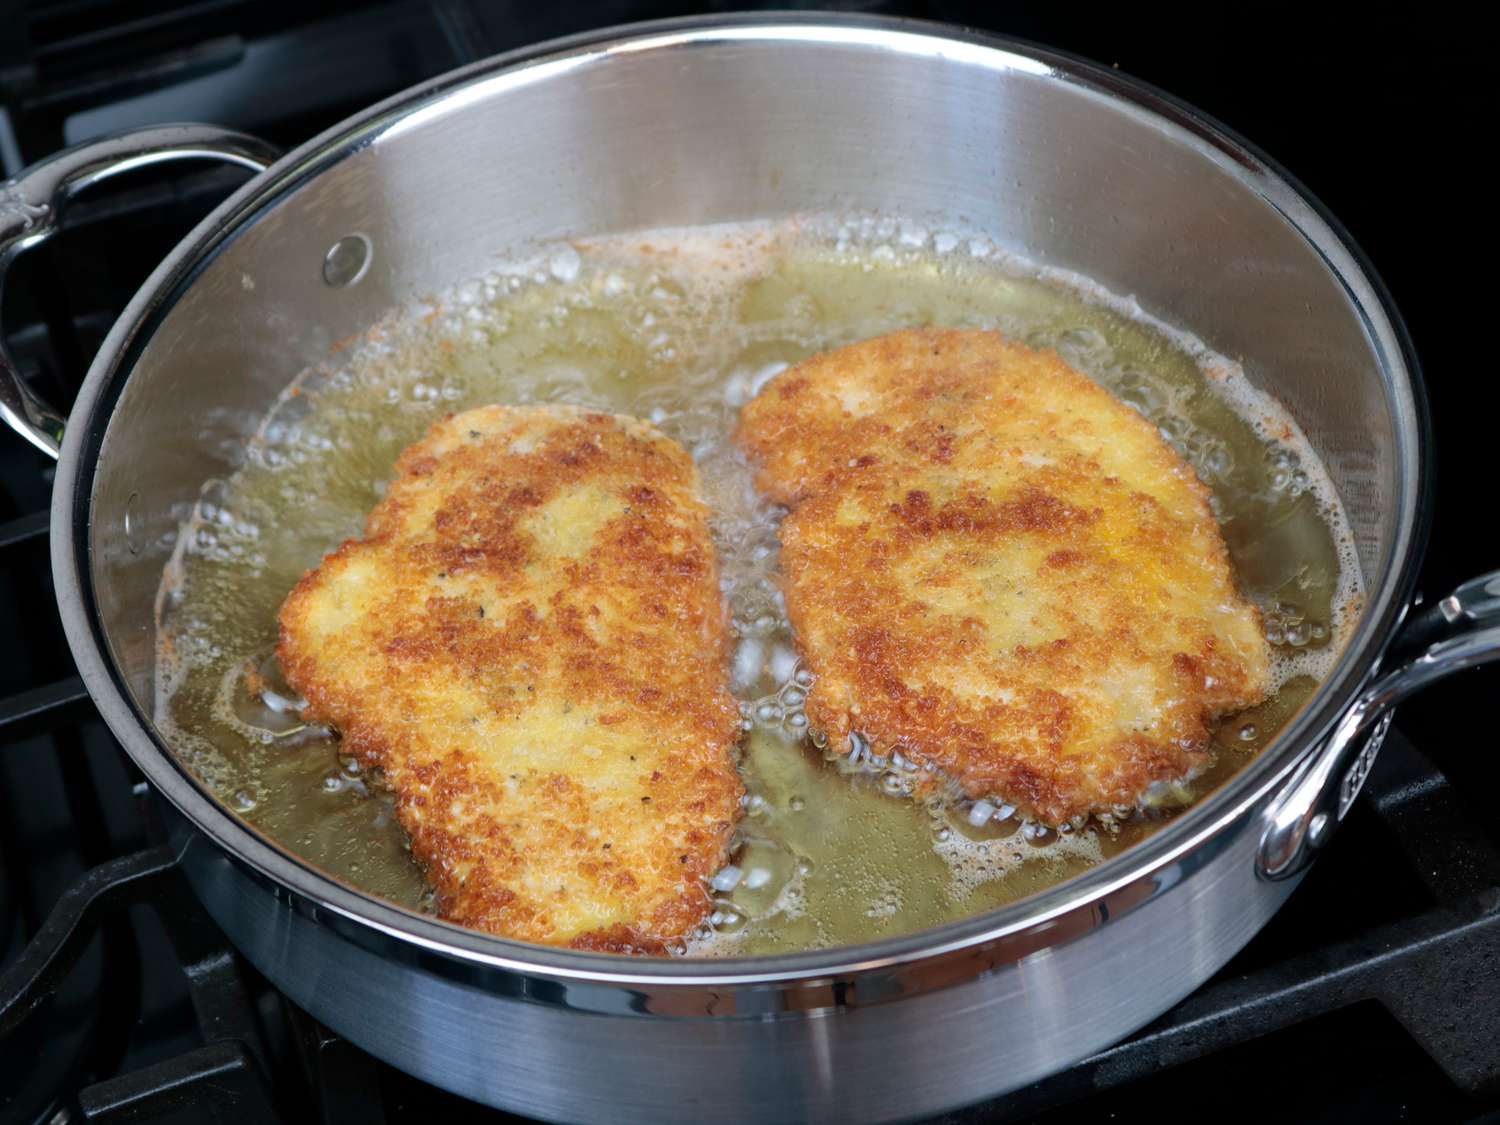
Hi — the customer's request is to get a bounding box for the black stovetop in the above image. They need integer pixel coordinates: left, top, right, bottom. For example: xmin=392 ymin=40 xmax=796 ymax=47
xmin=2 ymin=5 xmax=1495 ymax=1123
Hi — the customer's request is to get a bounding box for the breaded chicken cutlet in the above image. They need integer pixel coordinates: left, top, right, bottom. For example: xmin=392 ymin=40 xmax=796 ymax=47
xmin=737 ymin=328 xmax=1270 ymax=825
xmin=278 ymin=405 xmax=743 ymax=952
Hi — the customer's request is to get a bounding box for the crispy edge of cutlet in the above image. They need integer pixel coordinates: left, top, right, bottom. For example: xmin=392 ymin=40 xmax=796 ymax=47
xmin=277 ymin=404 xmax=744 ymax=952
xmin=736 ymin=328 xmax=1272 ymax=824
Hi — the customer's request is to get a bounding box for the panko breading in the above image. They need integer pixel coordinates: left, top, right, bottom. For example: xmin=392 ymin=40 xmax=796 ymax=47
xmin=738 ymin=329 xmax=1270 ymax=824
xmin=278 ymin=405 xmax=743 ymax=952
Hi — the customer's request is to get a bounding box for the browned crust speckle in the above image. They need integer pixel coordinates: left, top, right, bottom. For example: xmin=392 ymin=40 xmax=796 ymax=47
xmin=278 ymin=405 xmax=743 ymax=951
xmin=737 ymin=329 xmax=1271 ymax=824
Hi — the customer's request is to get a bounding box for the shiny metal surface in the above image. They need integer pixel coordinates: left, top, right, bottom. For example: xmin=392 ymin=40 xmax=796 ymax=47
xmin=1436 ymin=572 xmax=1500 ymax=626
xmin=10 ymin=14 xmax=1481 ymax=1120
xmin=165 ymin=795 xmax=1297 ymax=1121
xmin=1260 ymin=570 xmax=1500 ymax=880
xmin=0 ymin=125 xmax=279 ymax=456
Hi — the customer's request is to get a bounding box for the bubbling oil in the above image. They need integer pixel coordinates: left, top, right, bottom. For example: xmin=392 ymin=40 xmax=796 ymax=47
xmin=153 ymin=215 xmax=1361 ymax=955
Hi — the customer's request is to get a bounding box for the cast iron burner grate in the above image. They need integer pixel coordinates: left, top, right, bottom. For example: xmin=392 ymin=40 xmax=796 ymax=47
xmin=2 ymin=3 xmax=1495 ymax=1122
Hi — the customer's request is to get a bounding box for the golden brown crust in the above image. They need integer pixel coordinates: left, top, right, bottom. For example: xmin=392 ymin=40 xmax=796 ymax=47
xmin=278 ymin=404 xmax=743 ymax=951
xmin=737 ymin=329 xmax=1271 ymax=824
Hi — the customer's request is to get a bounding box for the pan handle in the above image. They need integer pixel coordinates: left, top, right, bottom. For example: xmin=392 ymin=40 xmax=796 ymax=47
xmin=0 ymin=124 xmax=279 ymax=458
xmin=1257 ymin=570 xmax=1500 ymax=881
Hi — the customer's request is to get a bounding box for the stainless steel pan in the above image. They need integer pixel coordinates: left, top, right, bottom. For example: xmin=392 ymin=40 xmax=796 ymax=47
xmin=3 ymin=15 xmax=1498 ymax=1122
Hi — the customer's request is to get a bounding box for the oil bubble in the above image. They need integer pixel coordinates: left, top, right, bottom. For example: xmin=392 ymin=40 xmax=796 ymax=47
xmin=709 ymin=905 xmax=748 ymax=934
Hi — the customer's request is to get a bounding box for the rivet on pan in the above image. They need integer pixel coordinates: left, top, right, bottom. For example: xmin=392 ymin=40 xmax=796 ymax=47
xmin=124 ymin=491 xmax=143 ymax=555
xmin=1307 ymin=811 xmax=1331 ymax=848
xmin=323 ymin=233 xmax=372 ymax=288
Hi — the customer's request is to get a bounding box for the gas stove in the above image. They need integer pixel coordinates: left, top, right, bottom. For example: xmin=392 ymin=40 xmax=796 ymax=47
xmin=2 ymin=4 xmax=1495 ymax=1123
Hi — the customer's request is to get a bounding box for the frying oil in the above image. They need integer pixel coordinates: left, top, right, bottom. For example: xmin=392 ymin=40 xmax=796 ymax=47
xmin=154 ymin=215 xmax=1360 ymax=955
